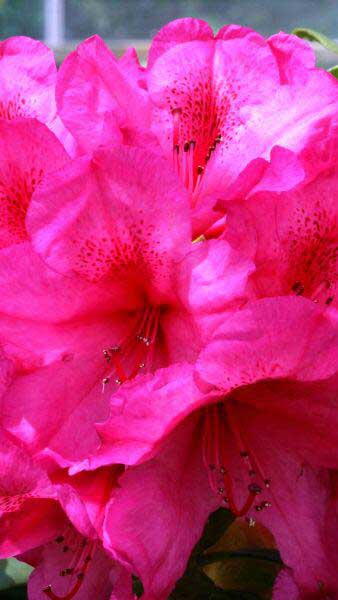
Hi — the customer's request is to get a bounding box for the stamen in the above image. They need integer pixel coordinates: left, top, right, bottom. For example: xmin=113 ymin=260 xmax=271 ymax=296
xmin=101 ymin=306 xmax=160 ymax=390
xmin=43 ymin=540 xmax=94 ymax=600
xmin=170 ymin=107 xmax=221 ymax=199
xmin=203 ymin=401 xmax=272 ymax=518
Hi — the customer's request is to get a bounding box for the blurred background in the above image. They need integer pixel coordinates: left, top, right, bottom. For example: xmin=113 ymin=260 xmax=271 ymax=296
xmin=1 ymin=0 xmax=338 ymax=65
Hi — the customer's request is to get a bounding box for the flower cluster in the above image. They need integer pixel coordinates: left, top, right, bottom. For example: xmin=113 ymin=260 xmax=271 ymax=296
xmin=0 ymin=18 xmax=337 ymax=600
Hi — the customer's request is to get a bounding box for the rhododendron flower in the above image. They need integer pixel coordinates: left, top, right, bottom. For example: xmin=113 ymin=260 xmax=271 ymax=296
xmin=0 ymin=36 xmax=77 ymax=154
xmin=56 ymin=19 xmax=338 ymax=234
xmin=29 ymin=466 xmax=134 ymax=600
xmin=0 ymin=425 xmax=133 ymax=599
xmin=272 ymin=471 xmax=338 ymax=599
xmin=0 ymin=36 xmax=57 ymax=124
xmin=56 ymin=36 xmax=155 ymax=154
xmin=21 ymin=524 xmax=133 ymax=600
xmin=88 ymin=298 xmax=338 ymax=598
xmin=0 ymin=118 xmax=68 ymax=250
xmin=221 ymin=125 xmax=338 ymax=307
xmin=0 ymin=428 xmax=64 ymax=558
xmin=0 ymin=144 xmax=252 ymax=469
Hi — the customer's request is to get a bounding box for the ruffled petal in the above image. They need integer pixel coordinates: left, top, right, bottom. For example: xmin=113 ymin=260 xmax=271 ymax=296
xmin=0 ymin=36 xmax=56 ymax=123
xmin=103 ymin=417 xmax=218 ymax=599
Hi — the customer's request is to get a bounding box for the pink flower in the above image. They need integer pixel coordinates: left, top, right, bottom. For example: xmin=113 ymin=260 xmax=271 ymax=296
xmin=0 ymin=144 xmax=252 ymax=468
xmin=91 ymin=297 xmax=338 ymax=598
xmin=29 ymin=466 xmax=134 ymax=600
xmin=56 ymin=36 xmax=155 ymax=154
xmin=0 ymin=425 xmax=133 ymax=599
xmin=56 ymin=20 xmax=338 ymax=234
xmin=272 ymin=470 xmax=338 ymax=599
xmin=0 ymin=118 xmax=68 ymax=250
xmin=21 ymin=524 xmax=133 ymax=600
xmin=221 ymin=123 xmax=338 ymax=307
xmin=0 ymin=427 xmax=64 ymax=558
xmin=0 ymin=36 xmax=57 ymax=124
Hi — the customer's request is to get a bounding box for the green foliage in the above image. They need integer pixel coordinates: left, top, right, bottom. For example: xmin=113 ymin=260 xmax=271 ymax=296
xmin=168 ymin=509 xmax=282 ymax=600
xmin=0 ymin=559 xmax=32 ymax=592
xmin=0 ymin=0 xmax=43 ymax=38
xmin=328 ymin=65 xmax=338 ymax=78
xmin=293 ymin=27 xmax=338 ymax=55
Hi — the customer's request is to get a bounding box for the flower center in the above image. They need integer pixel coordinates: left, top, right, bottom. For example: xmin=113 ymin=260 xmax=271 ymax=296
xmin=172 ymin=107 xmax=222 ymax=198
xmin=203 ymin=402 xmax=271 ymax=521
xmin=43 ymin=534 xmax=95 ymax=600
xmin=101 ymin=305 xmax=161 ymax=390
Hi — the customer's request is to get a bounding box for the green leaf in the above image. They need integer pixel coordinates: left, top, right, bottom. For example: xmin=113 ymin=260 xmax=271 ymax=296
xmin=328 ymin=65 xmax=338 ymax=78
xmin=197 ymin=549 xmax=282 ymax=567
xmin=292 ymin=27 xmax=338 ymax=55
xmin=0 ymin=559 xmax=32 ymax=591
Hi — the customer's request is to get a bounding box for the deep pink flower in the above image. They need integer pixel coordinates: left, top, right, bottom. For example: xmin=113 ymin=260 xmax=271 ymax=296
xmin=21 ymin=524 xmax=133 ymax=600
xmin=56 ymin=20 xmax=338 ymax=234
xmin=272 ymin=472 xmax=338 ymax=599
xmin=0 ymin=428 xmax=64 ymax=558
xmin=90 ymin=297 xmax=338 ymax=598
xmin=29 ymin=466 xmax=134 ymax=600
xmin=56 ymin=36 xmax=155 ymax=154
xmin=221 ymin=124 xmax=338 ymax=307
xmin=0 ymin=36 xmax=57 ymax=124
xmin=0 ymin=425 xmax=133 ymax=599
xmin=0 ymin=145 xmax=252 ymax=468
xmin=0 ymin=118 xmax=68 ymax=249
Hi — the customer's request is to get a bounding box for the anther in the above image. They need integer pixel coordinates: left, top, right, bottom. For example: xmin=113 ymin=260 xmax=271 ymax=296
xmin=264 ymin=479 xmax=271 ymax=488
xmin=240 ymin=451 xmax=249 ymax=458
xmin=248 ymin=483 xmax=262 ymax=495
xmin=326 ymin=296 xmax=334 ymax=305
xmin=261 ymin=501 xmax=272 ymax=508
xmin=55 ymin=536 xmax=64 ymax=544
xmin=246 ymin=517 xmax=256 ymax=527
xmin=102 ymin=377 xmax=110 ymax=392
xmin=102 ymin=349 xmax=111 ymax=362
xmin=255 ymin=505 xmax=263 ymax=511
xmin=115 ymin=378 xmax=122 ymax=385
xmin=197 ymin=165 xmax=204 ymax=175
xmin=183 ymin=141 xmax=190 ymax=152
